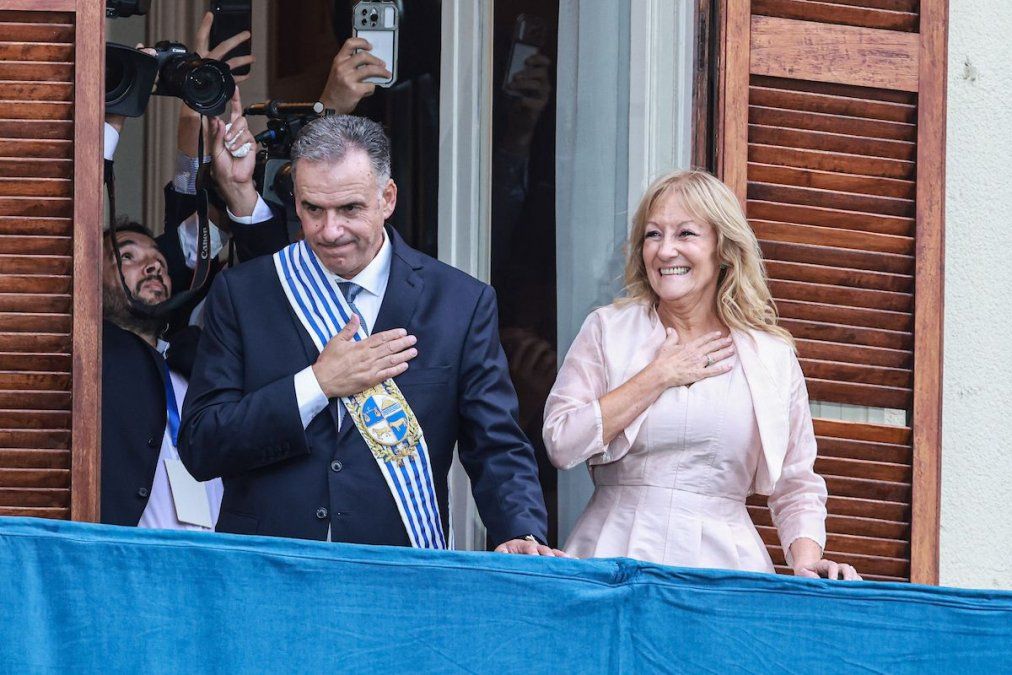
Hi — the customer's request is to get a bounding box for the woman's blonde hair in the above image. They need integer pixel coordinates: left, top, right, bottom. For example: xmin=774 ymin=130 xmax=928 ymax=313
xmin=622 ymin=168 xmax=793 ymax=346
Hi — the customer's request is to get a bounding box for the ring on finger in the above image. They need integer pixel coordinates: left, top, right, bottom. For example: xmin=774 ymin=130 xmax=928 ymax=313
xmin=704 ymin=354 xmax=713 ymax=368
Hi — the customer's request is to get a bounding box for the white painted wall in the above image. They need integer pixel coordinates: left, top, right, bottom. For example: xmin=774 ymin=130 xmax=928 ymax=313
xmin=940 ymin=0 xmax=1012 ymax=589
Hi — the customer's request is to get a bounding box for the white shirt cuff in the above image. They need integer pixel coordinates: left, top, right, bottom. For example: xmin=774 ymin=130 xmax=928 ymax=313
xmin=294 ymin=366 xmax=329 ymax=428
xmin=226 ymin=195 xmax=274 ymax=225
xmin=104 ymin=123 xmax=120 ymax=161
xmin=176 ymin=212 xmax=229 ymax=269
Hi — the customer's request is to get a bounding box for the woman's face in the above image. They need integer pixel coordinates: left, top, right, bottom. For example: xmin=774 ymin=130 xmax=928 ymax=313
xmin=641 ymin=191 xmax=721 ymax=309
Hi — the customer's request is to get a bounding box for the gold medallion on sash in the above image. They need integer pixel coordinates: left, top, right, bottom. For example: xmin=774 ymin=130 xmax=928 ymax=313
xmin=345 ymin=380 xmax=423 ymax=466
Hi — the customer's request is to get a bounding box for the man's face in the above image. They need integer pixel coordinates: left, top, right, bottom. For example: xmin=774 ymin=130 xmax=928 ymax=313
xmin=294 ymin=149 xmax=397 ymax=278
xmin=102 ymin=231 xmax=171 ymax=306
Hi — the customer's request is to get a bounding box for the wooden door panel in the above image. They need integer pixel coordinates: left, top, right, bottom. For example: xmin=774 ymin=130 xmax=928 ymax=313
xmin=717 ymin=1 xmax=946 ymax=583
xmin=0 ymin=3 xmax=102 ymax=521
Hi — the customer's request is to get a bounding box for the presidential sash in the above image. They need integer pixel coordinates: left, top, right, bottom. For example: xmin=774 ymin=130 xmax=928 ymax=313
xmin=274 ymin=241 xmax=447 ymax=549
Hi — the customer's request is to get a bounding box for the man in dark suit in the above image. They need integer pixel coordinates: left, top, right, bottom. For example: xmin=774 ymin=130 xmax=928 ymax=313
xmin=179 ymin=113 xmax=554 ymax=553
xmin=101 ymin=224 xmax=222 ymax=528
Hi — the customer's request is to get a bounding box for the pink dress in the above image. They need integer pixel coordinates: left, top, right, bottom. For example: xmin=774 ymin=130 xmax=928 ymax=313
xmin=544 ymin=302 xmax=827 ymax=573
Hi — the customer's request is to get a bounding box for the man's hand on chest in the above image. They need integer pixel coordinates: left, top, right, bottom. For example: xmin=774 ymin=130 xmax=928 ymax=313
xmin=311 ymin=314 xmax=419 ymax=399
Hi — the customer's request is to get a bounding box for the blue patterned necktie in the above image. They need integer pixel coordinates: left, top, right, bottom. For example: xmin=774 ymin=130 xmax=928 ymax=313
xmin=338 ymin=281 xmax=369 ymax=335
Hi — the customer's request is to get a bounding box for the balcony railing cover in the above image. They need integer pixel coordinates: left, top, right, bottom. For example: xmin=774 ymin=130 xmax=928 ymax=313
xmin=1 ymin=517 xmax=1009 ymax=671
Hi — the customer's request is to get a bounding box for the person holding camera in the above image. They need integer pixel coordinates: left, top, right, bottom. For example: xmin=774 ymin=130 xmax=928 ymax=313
xmin=101 ymin=221 xmax=224 ymax=530
xmin=99 ymin=19 xmax=253 ymax=528
xmin=102 ymin=110 xmax=226 ymax=528
xmin=103 ymin=22 xmax=253 ymax=329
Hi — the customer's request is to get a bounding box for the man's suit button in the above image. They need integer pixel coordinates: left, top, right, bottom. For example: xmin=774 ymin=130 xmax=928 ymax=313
xmin=316 ymin=507 xmax=329 ymax=520
xmin=146 ymin=437 xmax=157 ymax=448
xmin=330 ymin=460 xmax=343 ymax=473
xmin=137 ymin=487 xmax=149 ymax=498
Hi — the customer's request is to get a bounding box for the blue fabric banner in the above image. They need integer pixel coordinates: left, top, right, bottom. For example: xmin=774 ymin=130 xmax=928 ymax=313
xmin=1 ymin=517 xmax=1010 ymax=673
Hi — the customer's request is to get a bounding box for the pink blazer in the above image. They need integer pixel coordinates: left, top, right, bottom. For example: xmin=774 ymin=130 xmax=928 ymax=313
xmin=544 ymin=302 xmax=827 ymax=555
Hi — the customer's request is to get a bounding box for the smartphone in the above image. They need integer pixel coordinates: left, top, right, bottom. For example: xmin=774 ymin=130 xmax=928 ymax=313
xmin=503 ymin=14 xmax=549 ymax=95
xmin=210 ymin=0 xmax=252 ymax=77
xmin=352 ymin=1 xmax=398 ymax=88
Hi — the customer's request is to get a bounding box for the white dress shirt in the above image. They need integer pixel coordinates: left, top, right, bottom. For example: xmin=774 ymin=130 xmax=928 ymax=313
xmin=292 ymin=231 xmax=393 ymax=429
xmin=137 ymin=346 xmax=224 ymax=530
xmin=226 ymin=195 xmax=276 ymax=225
xmin=103 ymin=122 xmax=120 ymax=161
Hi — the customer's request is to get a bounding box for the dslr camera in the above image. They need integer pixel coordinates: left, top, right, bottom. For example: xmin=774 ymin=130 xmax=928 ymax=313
xmin=106 ymin=0 xmax=150 ymax=18
xmin=106 ymin=41 xmax=236 ymax=118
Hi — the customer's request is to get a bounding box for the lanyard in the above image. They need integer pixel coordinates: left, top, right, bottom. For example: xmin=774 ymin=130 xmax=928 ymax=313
xmin=161 ymin=360 xmax=180 ymax=448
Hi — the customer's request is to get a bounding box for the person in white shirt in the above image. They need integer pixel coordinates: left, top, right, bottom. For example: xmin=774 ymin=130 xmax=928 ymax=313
xmin=100 ymin=221 xmax=223 ymax=530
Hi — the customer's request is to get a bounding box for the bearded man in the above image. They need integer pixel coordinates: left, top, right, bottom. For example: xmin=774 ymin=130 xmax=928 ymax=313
xmin=101 ymin=223 xmax=222 ymax=529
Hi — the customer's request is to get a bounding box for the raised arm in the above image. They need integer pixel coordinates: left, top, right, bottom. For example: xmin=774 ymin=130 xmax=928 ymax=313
xmin=207 ymin=87 xmax=291 ymax=260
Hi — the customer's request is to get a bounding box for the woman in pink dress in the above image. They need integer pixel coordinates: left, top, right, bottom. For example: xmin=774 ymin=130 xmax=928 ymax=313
xmin=544 ymin=169 xmax=859 ymax=580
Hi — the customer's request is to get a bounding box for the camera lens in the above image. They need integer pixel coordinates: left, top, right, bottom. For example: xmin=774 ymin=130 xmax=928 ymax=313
xmin=157 ymin=52 xmax=235 ymax=116
xmin=272 ymin=162 xmax=295 ymax=206
xmin=105 ymin=42 xmax=160 ymax=117
xmin=181 ymin=61 xmax=234 ymax=115
xmin=106 ymin=55 xmax=128 ymax=99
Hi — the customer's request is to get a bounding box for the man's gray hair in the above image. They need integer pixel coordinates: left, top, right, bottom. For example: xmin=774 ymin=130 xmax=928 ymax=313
xmin=290 ymin=114 xmax=392 ymax=184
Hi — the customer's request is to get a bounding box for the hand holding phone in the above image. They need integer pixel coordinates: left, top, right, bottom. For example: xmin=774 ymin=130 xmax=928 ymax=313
xmin=320 ymin=37 xmax=392 ymax=114
xmin=351 ymin=1 xmax=399 ymax=88
xmin=209 ymin=1 xmax=252 ymax=78
xmin=503 ymin=14 xmax=549 ymax=96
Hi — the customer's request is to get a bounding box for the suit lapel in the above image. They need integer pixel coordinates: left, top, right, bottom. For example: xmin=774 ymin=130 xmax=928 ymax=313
xmin=371 ymin=227 xmax=424 ymax=336
xmin=144 ymin=338 xmax=170 ymax=435
xmin=620 ymin=305 xmax=665 ymax=385
xmin=734 ymin=329 xmax=789 ymax=492
xmin=335 ymin=227 xmax=425 ymax=445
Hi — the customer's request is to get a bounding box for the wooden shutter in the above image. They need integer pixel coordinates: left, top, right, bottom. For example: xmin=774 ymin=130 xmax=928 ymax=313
xmin=0 ymin=2 xmax=103 ymax=522
xmin=715 ymin=0 xmax=946 ymax=583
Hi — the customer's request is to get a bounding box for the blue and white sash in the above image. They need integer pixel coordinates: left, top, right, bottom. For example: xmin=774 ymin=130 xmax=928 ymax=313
xmin=274 ymin=241 xmax=446 ymax=549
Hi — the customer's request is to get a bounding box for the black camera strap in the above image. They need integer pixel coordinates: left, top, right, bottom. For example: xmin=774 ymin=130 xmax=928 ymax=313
xmin=106 ymin=116 xmax=214 ymax=320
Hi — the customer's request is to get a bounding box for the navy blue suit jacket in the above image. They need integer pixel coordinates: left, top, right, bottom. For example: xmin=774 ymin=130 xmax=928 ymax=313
xmin=101 ymin=321 xmax=201 ymax=526
xmin=178 ymin=227 xmax=548 ymax=546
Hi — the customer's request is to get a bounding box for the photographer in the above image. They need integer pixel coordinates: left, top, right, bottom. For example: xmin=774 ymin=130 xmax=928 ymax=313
xmin=101 ymin=222 xmax=222 ymax=529
xmin=99 ymin=18 xmax=252 ymax=528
